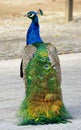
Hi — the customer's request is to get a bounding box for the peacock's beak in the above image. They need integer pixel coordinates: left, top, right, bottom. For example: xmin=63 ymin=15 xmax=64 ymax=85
xmin=24 ymin=13 xmax=30 ymax=18
xmin=24 ymin=14 xmax=27 ymax=17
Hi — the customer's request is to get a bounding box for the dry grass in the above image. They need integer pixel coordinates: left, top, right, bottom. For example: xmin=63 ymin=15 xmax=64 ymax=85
xmin=0 ymin=0 xmax=81 ymax=18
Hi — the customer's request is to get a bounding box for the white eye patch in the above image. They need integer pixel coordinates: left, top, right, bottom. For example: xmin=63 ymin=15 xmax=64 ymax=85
xmin=29 ymin=13 xmax=34 ymax=18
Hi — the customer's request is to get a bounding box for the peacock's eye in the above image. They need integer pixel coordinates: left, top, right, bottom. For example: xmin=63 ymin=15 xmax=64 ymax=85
xmin=29 ymin=13 xmax=34 ymax=18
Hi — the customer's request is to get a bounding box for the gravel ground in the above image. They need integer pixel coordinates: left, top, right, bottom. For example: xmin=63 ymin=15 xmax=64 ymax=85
xmin=0 ymin=53 xmax=81 ymax=130
xmin=0 ymin=12 xmax=81 ymax=60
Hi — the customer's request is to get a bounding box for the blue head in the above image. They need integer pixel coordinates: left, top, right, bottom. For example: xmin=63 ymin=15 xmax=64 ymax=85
xmin=24 ymin=10 xmax=43 ymax=45
xmin=25 ymin=11 xmax=38 ymax=23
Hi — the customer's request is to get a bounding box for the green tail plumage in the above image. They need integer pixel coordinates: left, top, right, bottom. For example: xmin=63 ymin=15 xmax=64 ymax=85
xmin=18 ymin=43 xmax=71 ymax=125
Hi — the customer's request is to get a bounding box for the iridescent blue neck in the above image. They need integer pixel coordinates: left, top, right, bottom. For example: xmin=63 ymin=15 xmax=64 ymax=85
xmin=26 ymin=16 xmax=43 ymax=45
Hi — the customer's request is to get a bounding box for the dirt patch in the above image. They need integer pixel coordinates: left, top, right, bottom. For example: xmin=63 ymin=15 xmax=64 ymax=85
xmin=0 ymin=0 xmax=81 ymax=18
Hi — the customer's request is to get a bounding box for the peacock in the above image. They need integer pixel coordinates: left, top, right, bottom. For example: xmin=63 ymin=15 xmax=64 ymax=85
xmin=18 ymin=9 xmax=71 ymax=125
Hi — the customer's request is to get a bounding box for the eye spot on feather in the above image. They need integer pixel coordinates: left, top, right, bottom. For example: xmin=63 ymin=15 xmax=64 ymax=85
xmin=40 ymin=58 xmax=46 ymax=62
xmin=45 ymin=64 xmax=49 ymax=68
xmin=47 ymin=57 xmax=50 ymax=62
xmin=50 ymin=75 xmax=56 ymax=81
xmin=43 ymin=64 xmax=51 ymax=70
xmin=37 ymin=51 xmax=48 ymax=57
xmin=37 ymin=74 xmax=44 ymax=80
xmin=50 ymin=77 xmax=56 ymax=81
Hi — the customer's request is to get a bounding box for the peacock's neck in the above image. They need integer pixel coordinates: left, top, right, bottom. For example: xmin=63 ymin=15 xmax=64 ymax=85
xmin=26 ymin=18 xmax=43 ymax=45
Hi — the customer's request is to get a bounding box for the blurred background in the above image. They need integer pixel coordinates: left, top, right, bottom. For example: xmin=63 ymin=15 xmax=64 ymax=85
xmin=0 ymin=0 xmax=81 ymax=60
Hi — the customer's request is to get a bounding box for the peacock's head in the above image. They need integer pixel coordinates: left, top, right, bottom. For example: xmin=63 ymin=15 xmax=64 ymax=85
xmin=24 ymin=11 xmax=36 ymax=20
xmin=24 ymin=9 xmax=43 ymax=20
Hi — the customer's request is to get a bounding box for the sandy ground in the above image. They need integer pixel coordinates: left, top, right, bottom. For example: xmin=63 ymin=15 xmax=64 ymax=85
xmin=0 ymin=0 xmax=81 ymax=60
xmin=0 ymin=12 xmax=81 ymax=60
xmin=0 ymin=53 xmax=81 ymax=129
